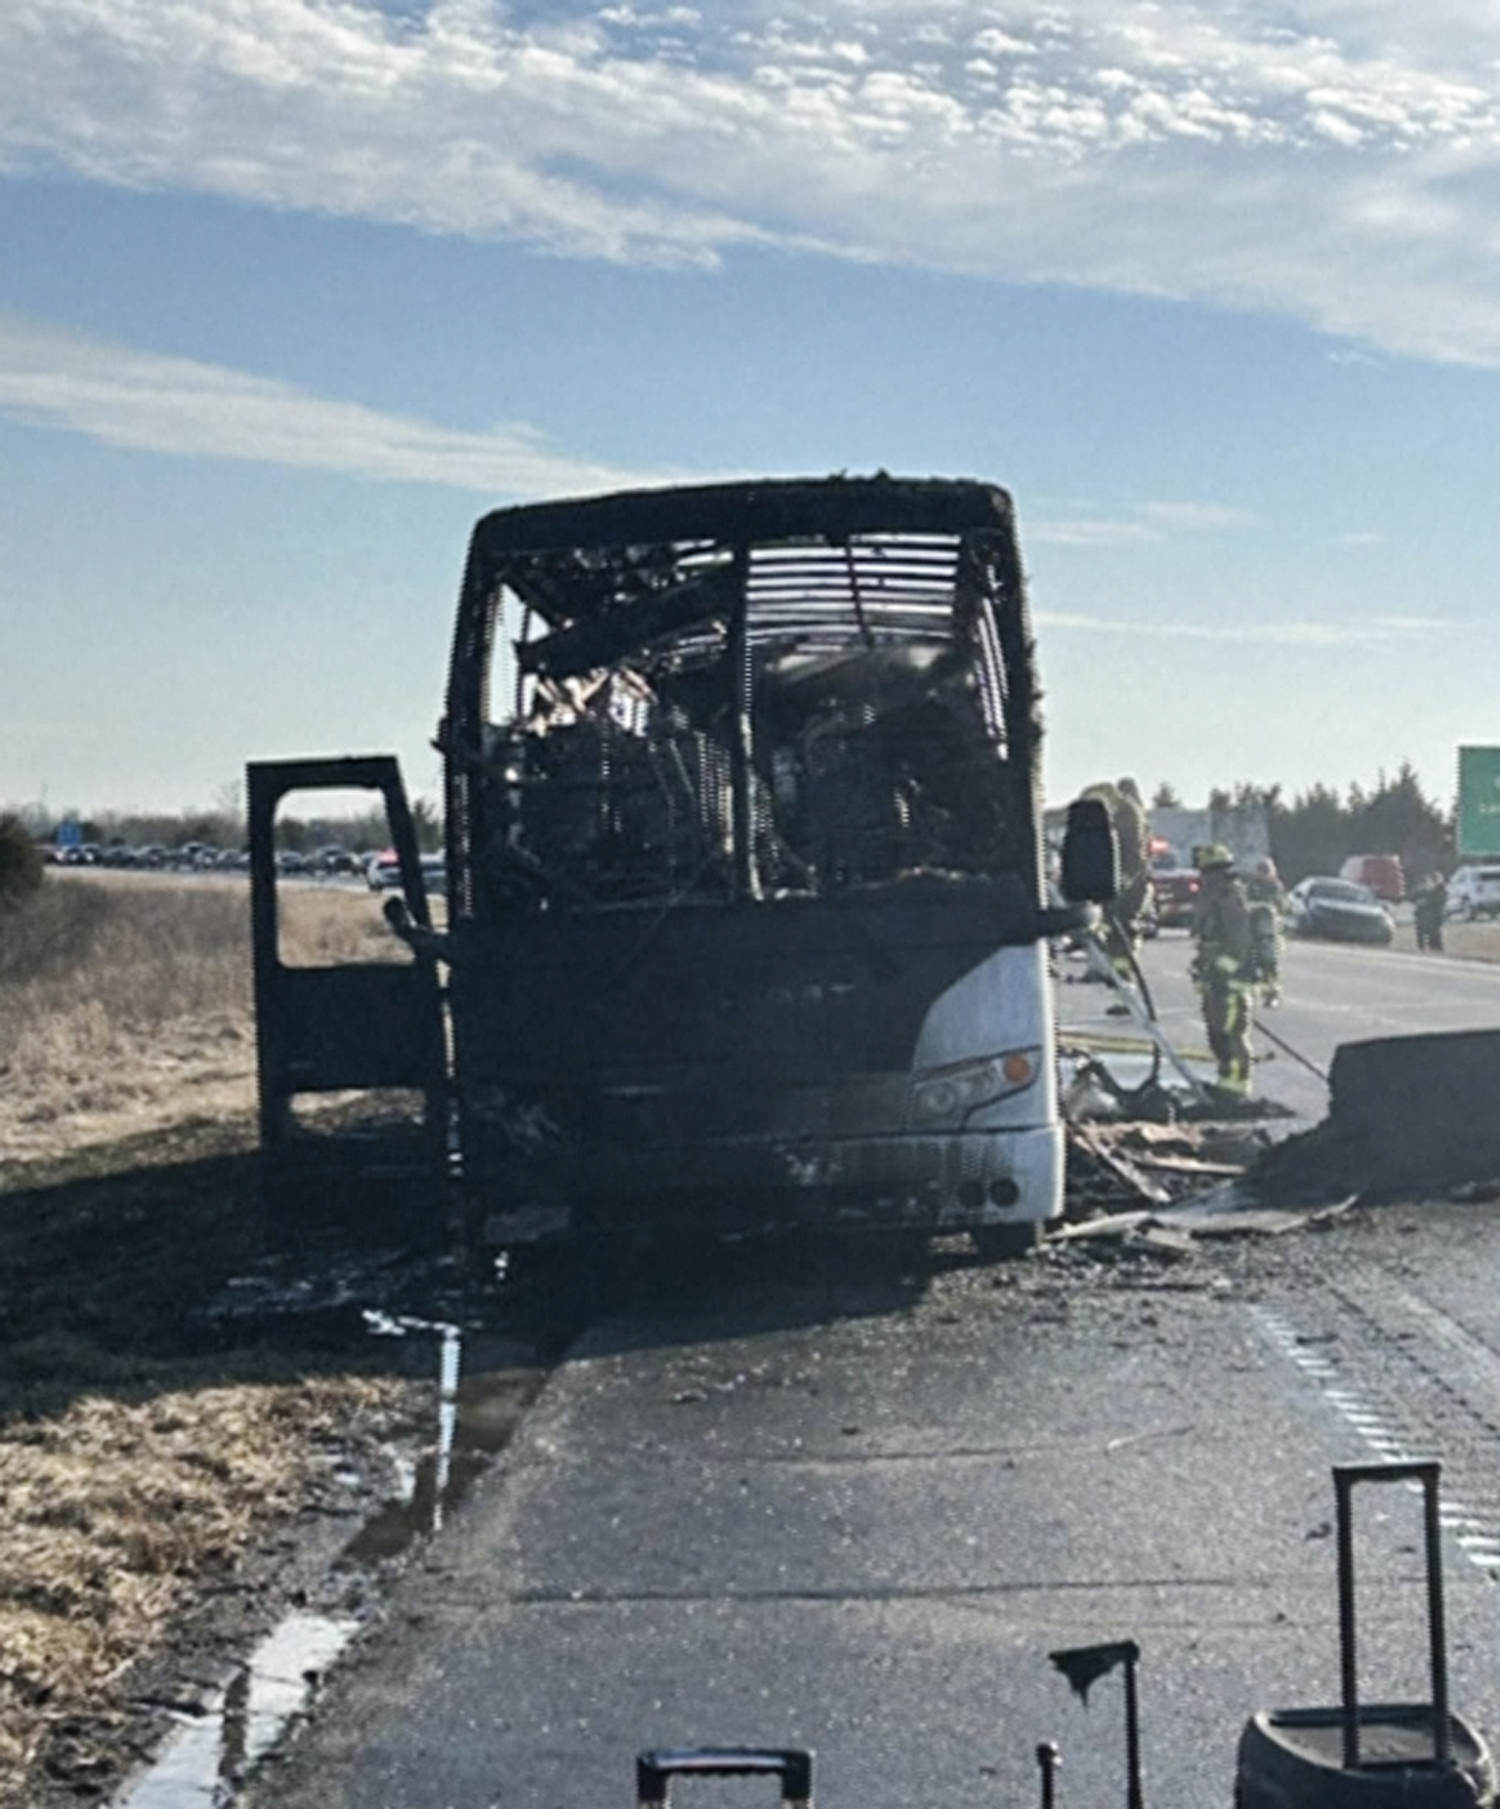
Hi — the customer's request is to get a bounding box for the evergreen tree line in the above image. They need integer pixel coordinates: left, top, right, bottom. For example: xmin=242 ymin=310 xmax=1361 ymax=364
xmin=1153 ymin=763 xmax=1452 ymax=888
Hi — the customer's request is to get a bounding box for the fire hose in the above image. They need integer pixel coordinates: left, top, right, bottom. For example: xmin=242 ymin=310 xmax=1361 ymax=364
xmin=1251 ymin=1011 xmax=1330 ymax=1086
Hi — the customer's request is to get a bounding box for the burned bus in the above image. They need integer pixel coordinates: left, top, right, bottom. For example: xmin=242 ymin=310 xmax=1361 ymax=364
xmin=250 ymin=476 xmax=1114 ymax=1255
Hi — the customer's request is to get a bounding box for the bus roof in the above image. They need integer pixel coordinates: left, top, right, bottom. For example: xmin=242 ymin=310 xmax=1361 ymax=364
xmin=467 ymin=474 xmax=1016 ymax=562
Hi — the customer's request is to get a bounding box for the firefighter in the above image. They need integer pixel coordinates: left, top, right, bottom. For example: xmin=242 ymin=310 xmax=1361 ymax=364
xmin=1413 ymin=871 xmax=1447 ymax=953
xmin=1192 ymin=845 xmax=1254 ymax=1100
xmin=1244 ymin=855 xmax=1286 ymax=1006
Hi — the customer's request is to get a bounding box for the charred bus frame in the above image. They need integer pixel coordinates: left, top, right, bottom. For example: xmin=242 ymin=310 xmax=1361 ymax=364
xmin=250 ymin=476 xmax=1109 ymax=1252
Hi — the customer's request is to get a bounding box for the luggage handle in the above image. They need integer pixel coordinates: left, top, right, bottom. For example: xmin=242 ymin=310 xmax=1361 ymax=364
xmin=1333 ymin=1460 xmax=1450 ymax=1772
xmin=637 ymin=1748 xmax=813 ymax=1808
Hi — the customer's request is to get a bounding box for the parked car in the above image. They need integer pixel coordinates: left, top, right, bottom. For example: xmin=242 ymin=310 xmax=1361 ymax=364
xmin=1445 ymin=864 xmax=1500 ymax=921
xmin=275 ymin=849 xmax=311 ymax=875
xmin=365 ymin=849 xmax=445 ymax=893
xmin=1287 ymin=876 xmax=1394 ymax=946
xmin=313 ymin=844 xmax=359 ymax=875
xmin=1148 ymin=849 xmax=1200 ymax=930
xmin=1339 ymin=852 xmax=1404 ymax=904
xmin=365 ymin=848 xmax=400 ymax=890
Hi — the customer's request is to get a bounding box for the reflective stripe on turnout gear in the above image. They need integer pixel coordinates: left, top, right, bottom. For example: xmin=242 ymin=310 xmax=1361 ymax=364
xmin=1201 ymin=971 xmax=1252 ymax=1094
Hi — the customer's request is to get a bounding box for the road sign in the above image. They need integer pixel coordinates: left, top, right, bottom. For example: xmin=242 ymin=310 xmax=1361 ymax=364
xmin=57 ymin=820 xmax=81 ymax=849
xmin=1457 ymin=747 xmax=1500 ymax=858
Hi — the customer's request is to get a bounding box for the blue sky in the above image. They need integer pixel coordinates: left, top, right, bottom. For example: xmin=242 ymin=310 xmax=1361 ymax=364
xmin=4 ymin=0 xmax=1500 ymax=818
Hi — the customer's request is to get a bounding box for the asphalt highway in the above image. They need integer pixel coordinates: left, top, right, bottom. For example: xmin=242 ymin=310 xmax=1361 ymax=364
xmin=1063 ymin=929 xmax=1500 ymax=1122
xmin=251 ymin=936 xmax=1500 ymax=1809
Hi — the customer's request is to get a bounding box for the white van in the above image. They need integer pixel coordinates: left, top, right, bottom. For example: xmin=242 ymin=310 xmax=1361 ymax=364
xmin=1447 ymin=866 xmax=1500 ymax=920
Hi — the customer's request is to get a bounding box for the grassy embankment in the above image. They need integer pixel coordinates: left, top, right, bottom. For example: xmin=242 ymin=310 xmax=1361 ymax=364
xmin=0 ymin=875 xmax=414 ymax=1801
xmin=1388 ymin=917 xmax=1500 ymax=962
xmin=0 ymin=873 xmax=400 ymax=1171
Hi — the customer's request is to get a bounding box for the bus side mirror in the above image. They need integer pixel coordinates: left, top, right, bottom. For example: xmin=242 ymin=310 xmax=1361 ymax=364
xmin=1061 ymin=798 xmax=1119 ymax=904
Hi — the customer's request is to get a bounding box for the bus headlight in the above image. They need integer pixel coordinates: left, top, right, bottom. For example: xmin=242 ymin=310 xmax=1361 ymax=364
xmin=909 ymin=1047 xmax=1043 ymax=1128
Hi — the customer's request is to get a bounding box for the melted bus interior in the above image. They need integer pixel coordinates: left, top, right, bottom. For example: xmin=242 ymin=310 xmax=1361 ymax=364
xmin=252 ymin=478 xmax=1054 ymax=1246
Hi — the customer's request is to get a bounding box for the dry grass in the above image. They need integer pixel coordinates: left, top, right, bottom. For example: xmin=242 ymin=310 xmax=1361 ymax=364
xmin=0 ymin=1359 xmax=410 ymax=1797
xmin=0 ymin=874 xmax=394 ymax=1170
xmin=0 ymin=874 xmax=427 ymax=1799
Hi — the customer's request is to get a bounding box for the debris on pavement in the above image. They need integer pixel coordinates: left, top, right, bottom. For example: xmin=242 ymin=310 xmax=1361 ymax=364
xmin=1168 ymin=1193 xmax=1356 ymax=1238
xmin=1055 ymin=1090 xmax=1357 ymax=1264
xmin=1050 ymin=1209 xmax=1156 ymax=1243
xmin=1047 ymin=1191 xmax=1354 ymax=1264
xmin=1450 ymin=1178 xmax=1500 ymax=1204
xmin=1063 ymin=1105 xmax=1278 ymax=1218
xmin=1066 ymin=1123 xmax=1174 ymax=1207
xmin=1135 ymin=1223 xmax=1198 ymax=1260
xmin=1243 ymin=1027 xmax=1500 ymax=1207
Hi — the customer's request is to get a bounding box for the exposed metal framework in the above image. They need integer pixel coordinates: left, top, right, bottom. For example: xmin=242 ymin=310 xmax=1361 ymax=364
xmin=440 ymin=476 xmax=1041 ymax=920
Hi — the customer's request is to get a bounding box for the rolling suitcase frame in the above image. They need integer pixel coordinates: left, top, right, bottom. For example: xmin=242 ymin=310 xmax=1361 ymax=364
xmin=1235 ymin=1459 xmax=1495 ymax=1807
xmin=637 ymin=1747 xmax=813 ymax=1809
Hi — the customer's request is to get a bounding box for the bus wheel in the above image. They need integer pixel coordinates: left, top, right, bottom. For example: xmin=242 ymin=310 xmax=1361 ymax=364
xmin=972 ymin=1222 xmax=1041 ymax=1262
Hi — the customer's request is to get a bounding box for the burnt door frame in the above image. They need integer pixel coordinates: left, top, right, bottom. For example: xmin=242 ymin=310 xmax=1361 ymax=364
xmin=247 ymin=755 xmax=447 ymax=1197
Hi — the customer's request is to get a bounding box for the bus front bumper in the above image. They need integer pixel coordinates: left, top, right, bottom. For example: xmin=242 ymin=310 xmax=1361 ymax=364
xmin=477 ymin=1123 xmax=1064 ymax=1241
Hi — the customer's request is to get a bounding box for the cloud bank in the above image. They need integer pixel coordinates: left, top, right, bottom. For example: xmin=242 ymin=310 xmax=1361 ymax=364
xmin=7 ymin=2 xmax=1500 ymax=362
xmin=0 ymin=315 xmax=657 ymax=495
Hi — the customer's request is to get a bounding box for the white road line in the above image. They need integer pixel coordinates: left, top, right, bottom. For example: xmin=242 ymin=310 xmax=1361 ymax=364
xmin=1254 ymin=1306 xmax=1500 ymax=1581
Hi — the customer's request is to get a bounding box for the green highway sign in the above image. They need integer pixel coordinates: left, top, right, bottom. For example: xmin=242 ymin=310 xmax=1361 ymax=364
xmin=1458 ymin=746 xmax=1500 ymax=857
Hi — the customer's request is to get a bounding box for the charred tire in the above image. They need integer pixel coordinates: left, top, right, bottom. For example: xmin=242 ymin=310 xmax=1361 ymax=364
xmin=971 ymin=1221 xmax=1042 ymax=1262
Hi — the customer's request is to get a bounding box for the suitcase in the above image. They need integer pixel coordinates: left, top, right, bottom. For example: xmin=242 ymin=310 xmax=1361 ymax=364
xmin=1236 ymin=1460 xmax=1496 ymax=1807
xmin=637 ymin=1747 xmax=813 ymax=1809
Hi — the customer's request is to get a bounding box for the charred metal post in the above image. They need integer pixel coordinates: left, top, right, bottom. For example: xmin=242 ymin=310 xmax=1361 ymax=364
xmin=969 ymin=525 xmax=1044 ymax=906
xmin=727 ymin=540 xmax=760 ymax=900
xmin=514 ymin=602 xmax=532 ymax=719
xmin=1050 ymin=1638 xmax=1145 ymax=1809
xmin=1337 ymin=1467 xmax=1358 ymax=1772
xmin=1036 ymin=1741 xmax=1061 ymax=1809
xmin=443 ymin=545 xmax=508 ymax=924
xmin=1123 ymin=1642 xmax=1144 ymax=1809
xmin=248 ymin=765 xmax=288 ymax=1152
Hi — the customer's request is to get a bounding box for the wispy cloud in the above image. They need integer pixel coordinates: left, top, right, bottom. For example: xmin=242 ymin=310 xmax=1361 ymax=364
xmin=1035 ymin=608 xmax=1443 ymax=647
xmin=1139 ymin=500 xmax=1260 ymax=531
xmin=0 ymin=316 xmax=661 ymax=496
xmin=1028 ymin=517 xmax=1161 ymax=547
xmin=1031 ymin=497 xmax=1259 ymax=543
xmin=7 ymin=4 xmax=1500 ymax=361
